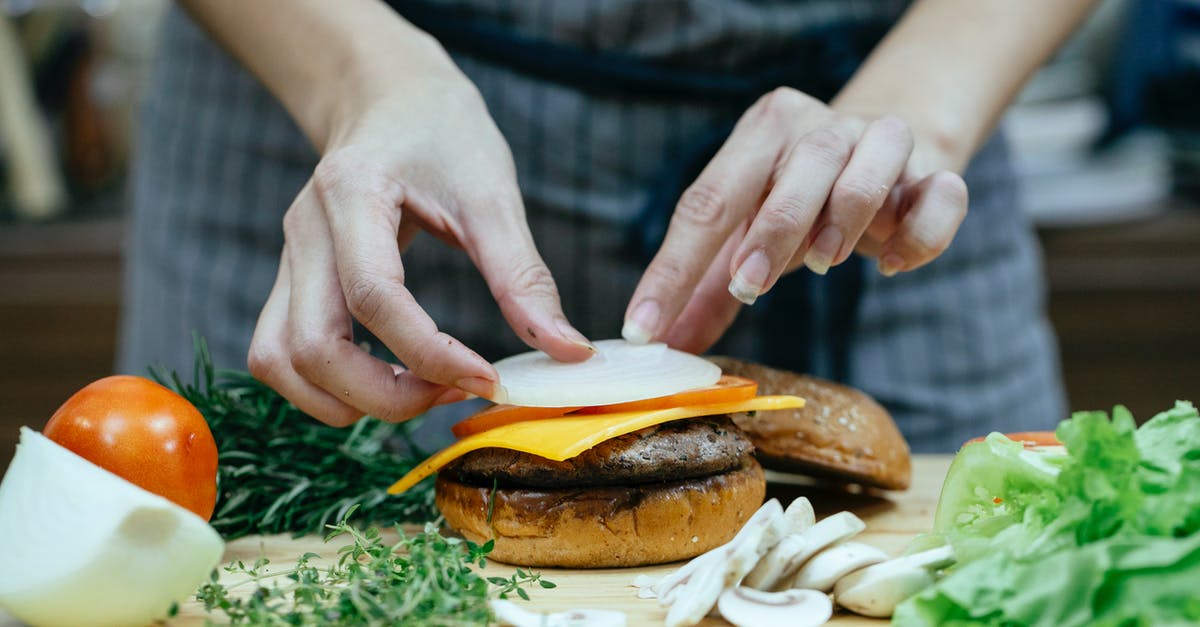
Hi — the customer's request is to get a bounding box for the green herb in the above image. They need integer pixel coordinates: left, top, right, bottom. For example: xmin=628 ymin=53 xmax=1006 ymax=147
xmin=197 ymin=508 xmax=554 ymax=625
xmin=153 ymin=337 xmax=437 ymax=539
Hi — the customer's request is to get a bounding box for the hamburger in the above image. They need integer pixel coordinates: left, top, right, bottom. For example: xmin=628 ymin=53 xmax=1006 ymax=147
xmin=389 ymin=341 xmax=910 ymax=568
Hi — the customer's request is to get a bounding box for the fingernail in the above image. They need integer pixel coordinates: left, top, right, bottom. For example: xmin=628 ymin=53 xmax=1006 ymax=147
xmin=555 ymin=316 xmax=596 ymax=352
xmin=622 ymin=300 xmax=660 ymax=344
xmin=728 ymin=251 xmax=770 ymax=305
xmin=878 ymin=253 xmax=905 ymax=277
xmin=455 ymin=377 xmax=504 ymax=402
xmin=433 ymin=387 xmax=471 ymax=407
xmin=803 ymin=226 xmax=843 ymax=276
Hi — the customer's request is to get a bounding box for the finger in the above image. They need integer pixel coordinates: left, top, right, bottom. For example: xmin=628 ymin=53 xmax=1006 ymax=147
xmin=623 ymin=116 xmax=782 ymax=344
xmin=464 ymin=199 xmax=596 ymax=363
xmin=875 ymin=170 xmax=969 ymax=276
xmin=283 ymin=185 xmax=466 ymax=421
xmin=660 ymin=221 xmax=748 ymax=354
xmin=727 ymin=123 xmax=857 ymax=305
xmin=311 ymin=153 xmax=504 ymax=400
xmin=801 ymin=115 xmax=913 ymax=275
xmin=247 ymin=252 xmax=363 ymax=427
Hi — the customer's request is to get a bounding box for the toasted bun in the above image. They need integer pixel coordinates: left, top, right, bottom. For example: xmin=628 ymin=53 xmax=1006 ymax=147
xmin=707 ymin=357 xmax=911 ymax=490
xmin=436 ymin=458 xmax=766 ymax=568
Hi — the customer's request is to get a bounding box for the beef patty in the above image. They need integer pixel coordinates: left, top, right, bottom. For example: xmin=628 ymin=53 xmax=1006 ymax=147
xmin=445 ymin=416 xmax=754 ymax=488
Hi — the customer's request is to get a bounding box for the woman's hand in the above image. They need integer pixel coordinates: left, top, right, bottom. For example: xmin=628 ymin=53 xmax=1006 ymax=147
xmin=623 ymin=87 xmax=968 ymax=354
xmin=247 ymin=71 xmax=594 ymax=427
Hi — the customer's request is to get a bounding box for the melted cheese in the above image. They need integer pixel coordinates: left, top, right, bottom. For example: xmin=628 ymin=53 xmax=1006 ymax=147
xmin=387 ymin=395 xmax=804 ymax=495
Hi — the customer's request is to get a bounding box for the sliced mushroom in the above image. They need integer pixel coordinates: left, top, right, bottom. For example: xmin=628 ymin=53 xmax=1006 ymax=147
xmin=832 ymin=545 xmax=956 ymax=618
xmin=783 ymin=497 xmax=816 ymax=532
xmin=745 ymin=511 xmax=866 ymax=591
xmin=490 ymin=600 xmax=627 ymax=627
xmin=631 ymin=574 xmax=660 ymax=599
xmin=655 ymin=499 xmax=786 ymax=604
xmin=716 ymin=587 xmax=833 ymax=627
xmin=789 ymin=541 xmax=889 ymax=592
xmin=664 ymin=503 xmax=788 ymax=627
xmin=741 ymin=534 xmax=807 ymax=591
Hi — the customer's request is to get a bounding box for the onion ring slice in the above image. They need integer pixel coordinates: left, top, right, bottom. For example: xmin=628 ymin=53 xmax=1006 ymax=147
xmin=492 ymin=339 xmax=721 ymax=407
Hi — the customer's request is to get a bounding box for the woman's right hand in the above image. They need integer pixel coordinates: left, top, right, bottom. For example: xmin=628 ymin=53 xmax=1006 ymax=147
xmin=246 ymin=59 xmax=594 ymax=427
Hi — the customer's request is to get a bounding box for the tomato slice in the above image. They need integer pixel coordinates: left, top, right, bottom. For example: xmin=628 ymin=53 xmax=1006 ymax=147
xmin=449 ymin=404 xmax=582 ymax=439
xmin=964 ymin=431 xmax=1061 ymax=449
xmin=449 ymin=374 xmax=758 ymax=438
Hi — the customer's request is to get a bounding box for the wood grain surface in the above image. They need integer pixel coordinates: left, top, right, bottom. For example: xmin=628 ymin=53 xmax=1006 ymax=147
xmin=0 ymin=456 xmax=951 ymax=626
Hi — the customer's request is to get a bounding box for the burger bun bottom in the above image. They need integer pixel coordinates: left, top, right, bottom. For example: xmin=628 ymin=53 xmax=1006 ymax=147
xmin=436 ymin=458 xmax=765 ymax=568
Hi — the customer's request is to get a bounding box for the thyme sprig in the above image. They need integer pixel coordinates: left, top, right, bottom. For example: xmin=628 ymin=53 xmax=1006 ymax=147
xmin=153 ymin=338 xmax=438 ymax=539
xmin=197 ymin=508 xmax=555 ymax=626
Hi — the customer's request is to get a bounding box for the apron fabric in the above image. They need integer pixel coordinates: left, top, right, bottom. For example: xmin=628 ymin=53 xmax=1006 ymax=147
xmin=119 ymin=1 xmax=1066 ymax=452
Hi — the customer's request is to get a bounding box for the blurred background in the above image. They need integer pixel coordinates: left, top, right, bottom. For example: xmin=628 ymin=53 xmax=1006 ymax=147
xmin=1 ymin=0 xmax=1197 ymax=471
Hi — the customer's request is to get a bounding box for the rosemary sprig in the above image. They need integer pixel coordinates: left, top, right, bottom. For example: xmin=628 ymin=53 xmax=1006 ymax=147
xmin=154 ymin=338 xmax=438 ymax=539
xmin=197 ymin=508 xmax=555 ymax=626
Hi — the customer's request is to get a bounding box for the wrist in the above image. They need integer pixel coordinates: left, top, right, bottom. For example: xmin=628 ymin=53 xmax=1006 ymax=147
xmin=831 ymin=99 xmax=970 ymax=175
xmin=304 ymin=28 xmax=468 ymax=151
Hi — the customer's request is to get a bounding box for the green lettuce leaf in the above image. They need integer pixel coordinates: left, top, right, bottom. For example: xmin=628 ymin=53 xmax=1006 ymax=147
xmin=894 ymin=533 xmax=1200 ymax=627
xmin=895 ymin=401 xmax=1200 ymax=626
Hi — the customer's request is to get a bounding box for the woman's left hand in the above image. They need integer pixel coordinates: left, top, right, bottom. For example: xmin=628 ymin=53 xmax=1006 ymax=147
xmin=622 ymin=87 xmax=969 ymax=353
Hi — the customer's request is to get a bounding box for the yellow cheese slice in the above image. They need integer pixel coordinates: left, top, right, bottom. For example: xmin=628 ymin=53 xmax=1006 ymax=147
xmin=387 ymin=395 xmax=804 ymax=495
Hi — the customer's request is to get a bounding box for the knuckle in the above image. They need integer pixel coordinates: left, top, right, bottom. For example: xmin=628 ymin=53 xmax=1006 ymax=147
xmin=903 ymin=226 xmax=949 ymax=259
xmin=756 ymin=87 xmax=810 ymax=119
xmin=799 ymin=127 xmax=854 ymax=169
xmin=875 ymin=114 xmax=914 ymax=147
xmin=501 ymin=259 xmax=558 ymax=302
xmin=312 ymin=151 xmax=355 ymax=197
xmin=934 ymin=171 xmax=970 ymax=208
xmin=369 ymin=402 xmax=401 ymax=424
xmin=247 ymin=343 xmax=283 ymax=385
xmin=673 ymin=183 xmax=729 ymax=230
xmin=758 ymin=197 xmax=812 ymax=236
xmin=399 ymin=335 xmax=440 ymax=376
xmin=314 ymin=150 xmax=402 ymax=208
xmin=288 ymin=335 xmax=330 ymax=378
xmin=832 ymin=181 xmax=885 ymax=215
xmin=281 ymin=205 xmax=304 ymax=241
xmin=644 ymin=253 xmax=692 ymax=288
xmin=343 ymin=274 xmax=387 ymax=328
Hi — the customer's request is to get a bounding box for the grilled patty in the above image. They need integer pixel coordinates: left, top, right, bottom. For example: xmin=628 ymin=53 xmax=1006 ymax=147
xmin=446 ymin=416 xmax=754 ymax=488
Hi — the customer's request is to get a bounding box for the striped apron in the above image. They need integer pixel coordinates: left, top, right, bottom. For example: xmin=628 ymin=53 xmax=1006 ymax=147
xmin=119 ymin=1 xmax=1066 ymax=452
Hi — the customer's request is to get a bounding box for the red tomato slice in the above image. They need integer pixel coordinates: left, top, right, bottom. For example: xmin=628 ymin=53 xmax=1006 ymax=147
xmin=964 ymin=431 xmax=1061 ymax=449
xmin=450 ymin=374 xmax=758 ymax=438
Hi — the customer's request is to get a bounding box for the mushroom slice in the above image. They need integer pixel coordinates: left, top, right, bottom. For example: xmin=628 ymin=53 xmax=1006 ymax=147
xmin=655 ymin=499 xmax=786 ymax=603
xmin=745 ymin=511 xmax=866 ymax=591
xmin=789 ymin=541 xmax=889 ymax=592
xmin=490 ymin=600 xmax=627 ymax=627
xmin=664 ymin=504 xmax=787 ymax=627
xmin=741 ymin=534 xmax=807 ymax=591
xmin=717 ymin=587 xmax=833 ymax=627
xmin=783 ymin=497 xmax=816 ymax=532
xmin=832 ymin=545 xmax=956 ymax=618
xmin=632 ymin=574 xmax=660 ymax=599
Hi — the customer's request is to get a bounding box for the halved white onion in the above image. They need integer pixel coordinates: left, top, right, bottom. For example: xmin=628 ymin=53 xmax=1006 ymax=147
xmin=492 ymin=339 xmax=721 ymax=407
xmin=0 ymin=428 xmax=224 ymax=627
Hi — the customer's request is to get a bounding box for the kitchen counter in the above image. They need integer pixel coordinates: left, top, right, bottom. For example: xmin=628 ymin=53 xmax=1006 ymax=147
xmin=0 ymin=456 xmax=949 ymax=626
xmin=166 ymin=455 xmax=951 ymax=626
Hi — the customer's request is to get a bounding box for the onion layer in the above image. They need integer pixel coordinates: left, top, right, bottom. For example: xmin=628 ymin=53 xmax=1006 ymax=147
xmin=492 ymin=339 xmax=721 ymax=407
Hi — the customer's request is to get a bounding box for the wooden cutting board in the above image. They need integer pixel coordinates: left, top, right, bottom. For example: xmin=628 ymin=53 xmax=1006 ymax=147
xmin=0 ymin=456 xmax=951 ymax=626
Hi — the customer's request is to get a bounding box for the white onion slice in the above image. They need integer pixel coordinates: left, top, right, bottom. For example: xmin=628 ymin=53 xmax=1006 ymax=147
xmin=492 ymin=339 xmax=721 ymax=407
xmin=0 ymin=427 xmax=224 ymax=627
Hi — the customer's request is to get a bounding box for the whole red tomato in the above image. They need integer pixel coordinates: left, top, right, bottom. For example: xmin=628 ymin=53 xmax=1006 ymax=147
xmin=44 ymin=375 xmax=219 ymax=520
